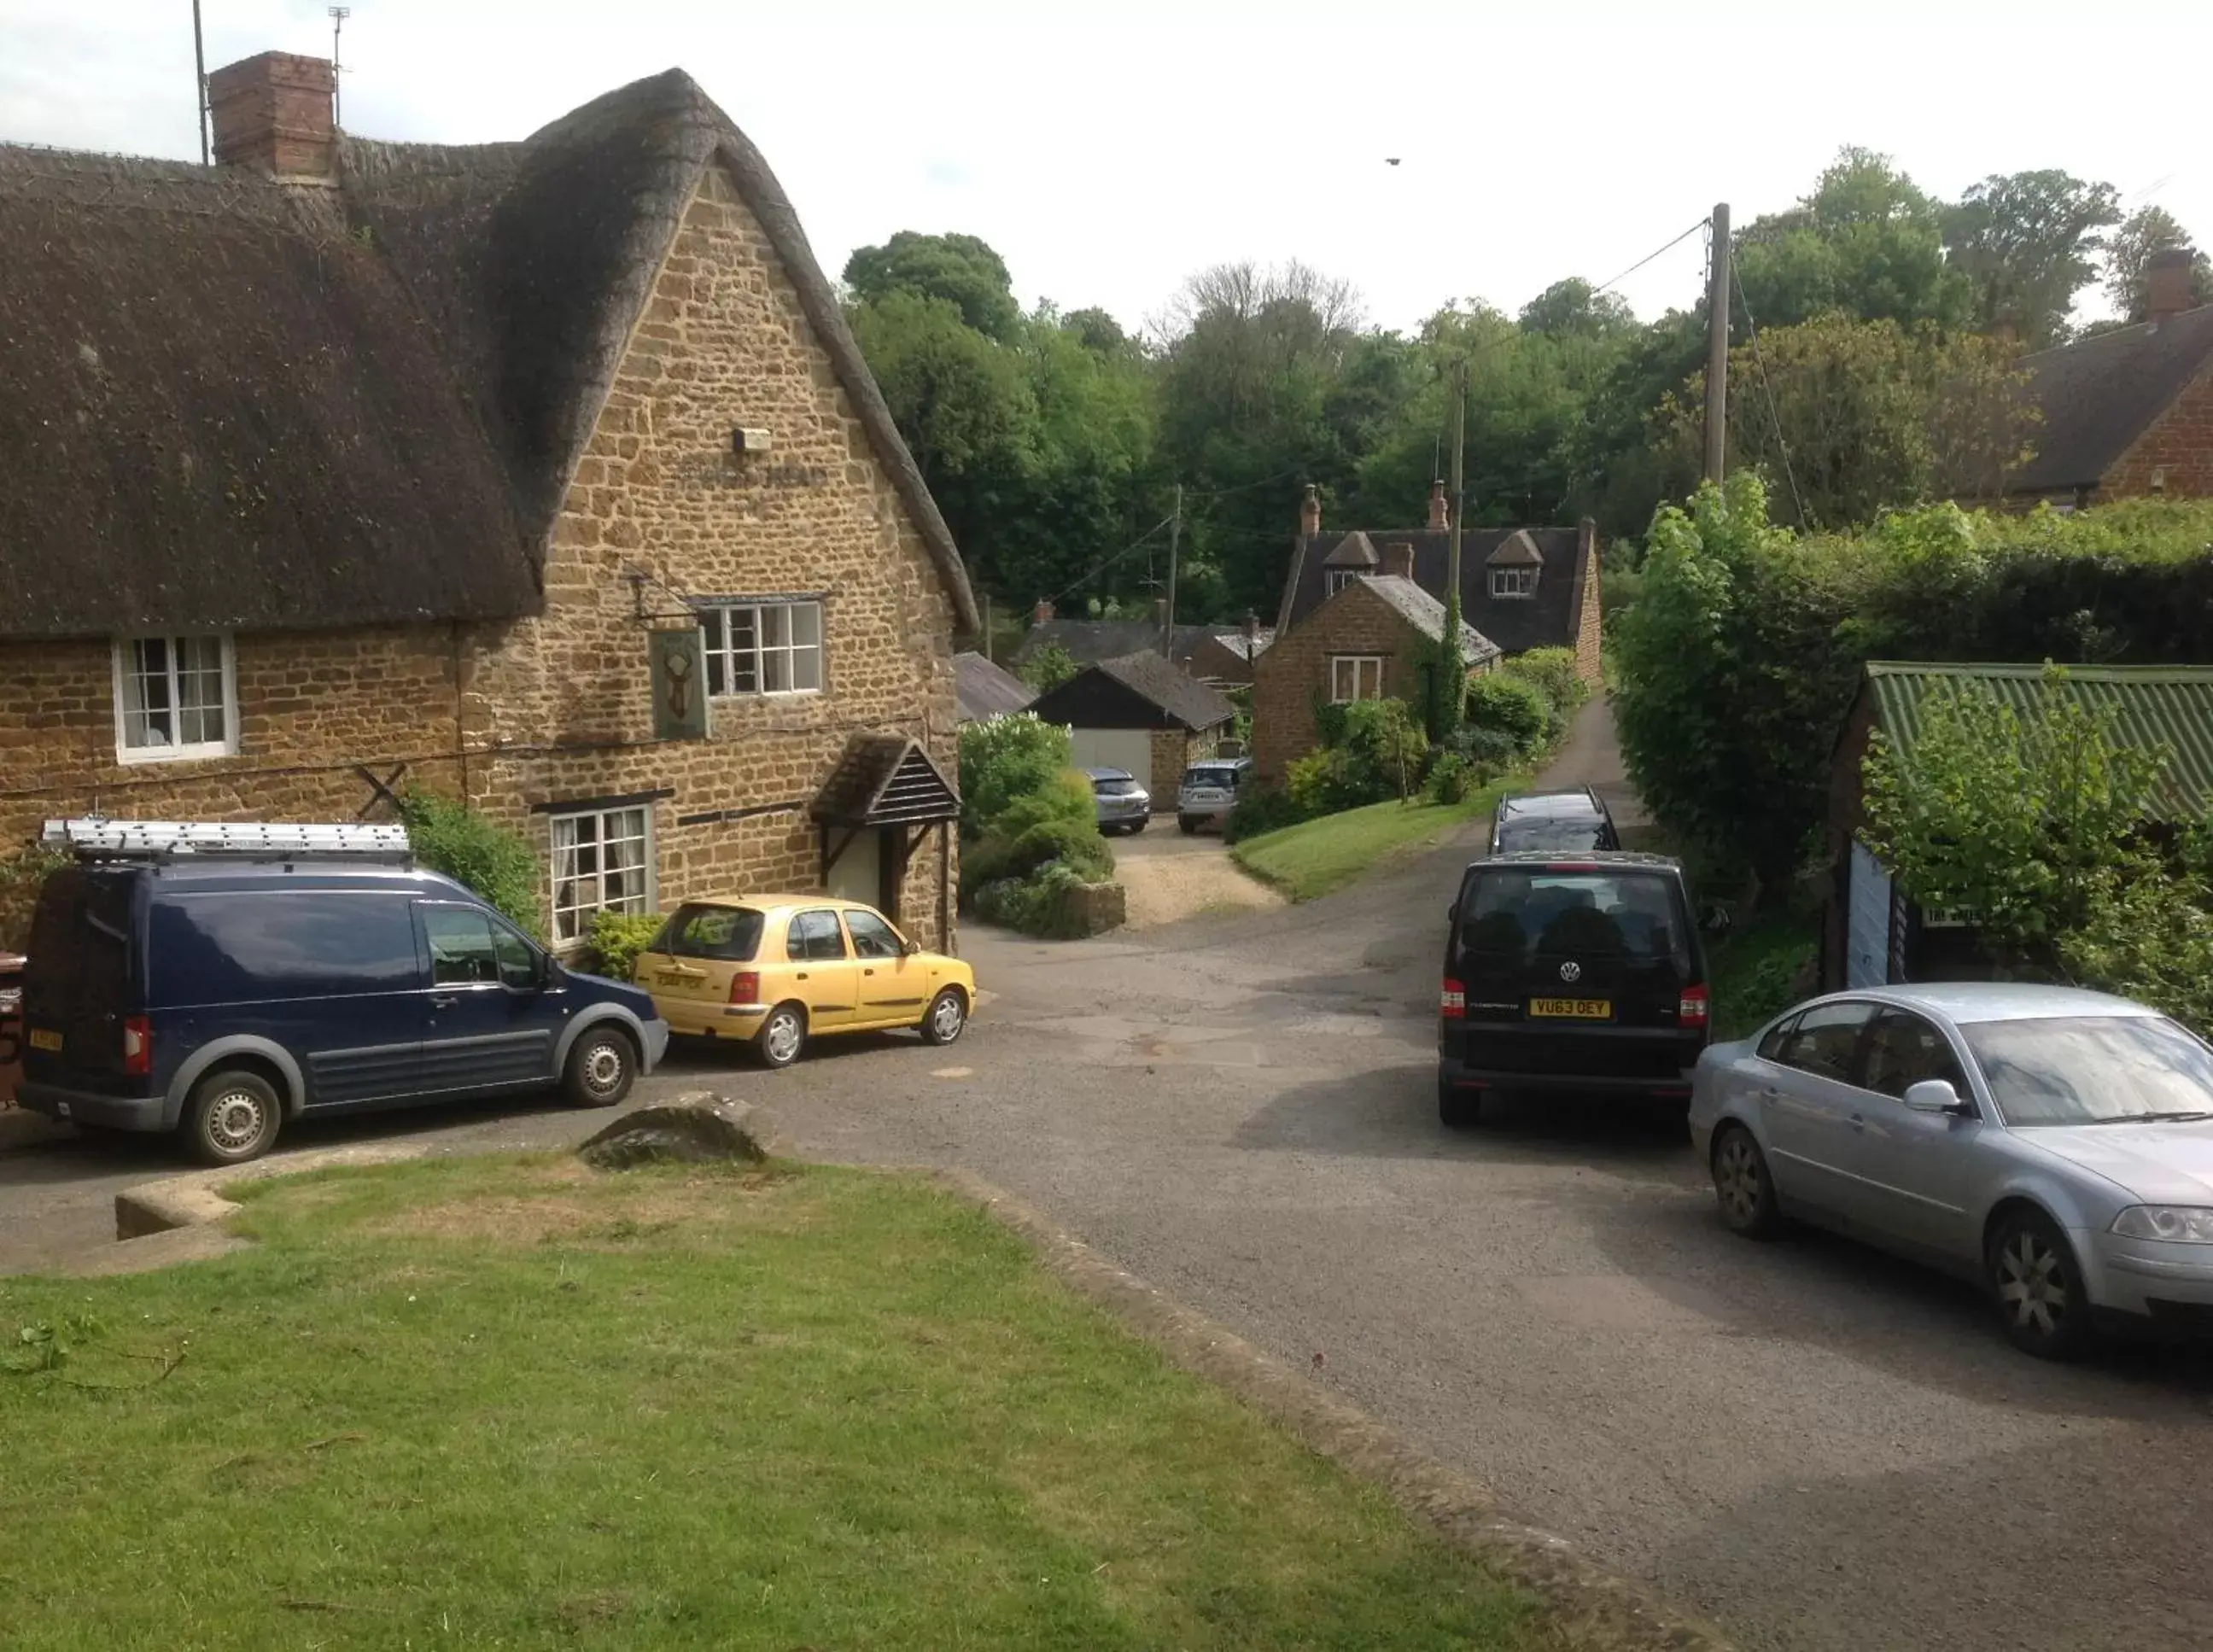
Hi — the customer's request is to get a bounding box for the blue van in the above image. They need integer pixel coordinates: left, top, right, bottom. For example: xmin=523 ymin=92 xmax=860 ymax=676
xmin=16 ymin=825 xmax=669 ymax=1165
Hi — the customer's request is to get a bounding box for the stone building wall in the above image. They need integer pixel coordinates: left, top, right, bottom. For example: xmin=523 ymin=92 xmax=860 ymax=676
xmin=466 ymin=160 xmax=959 ymax=948
xmin=0 ymin=628 xmax=470 ymax=857
xmin=2103 ymin=363 xmax=2213 ymax=501
xmin=1250 ymin=585 xmax=1422 ymax=784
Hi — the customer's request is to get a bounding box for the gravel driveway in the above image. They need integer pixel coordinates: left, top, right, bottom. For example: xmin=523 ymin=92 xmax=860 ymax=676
xmin=9 ymin=702 xmax=2212 ymax=1650
xmin=1109 ymin=821 xmax=1282 ymax=928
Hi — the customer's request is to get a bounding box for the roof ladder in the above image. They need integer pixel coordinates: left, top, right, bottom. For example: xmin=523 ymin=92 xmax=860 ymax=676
xmin=40 ymin=818 xmax=414 ymax=862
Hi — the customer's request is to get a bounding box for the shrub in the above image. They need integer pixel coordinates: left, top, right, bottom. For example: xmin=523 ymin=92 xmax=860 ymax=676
xmin=1449 ymin=724 xmax=1522 ymax=775
xmin=1501 ymin=646 xmax=1588 ymax=739
xmin=1423 ymin=752 xmax=1473 ymax=805
xmin=1464 ymin=673 xmax=1551 ymax=756
xmin=0 ymin=844 xmax=68 ymax=952
xmin=1224 ymin=787 xmax=1310 ymax=844
xmin=585 ymin=910 xmax=666 ymax=981
xmin=990 ymin=768 xmax=1095 ymax=841
xmin=399 ymin=791 xmax=545 ymax=938
xmin=958 ymin=712 xmax=1072 ymax=838
xmin=970 ymin=817 xmax=1114 ymax=888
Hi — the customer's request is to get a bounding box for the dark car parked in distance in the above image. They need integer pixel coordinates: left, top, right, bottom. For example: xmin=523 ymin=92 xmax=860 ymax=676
xmin=1489 ymin=787 xmax=1618 ymax=855
xmin=15 ymin=824 xmax=668 ymax=1165
xmin=1439 ymin=850 xmax=1708 ymax=1126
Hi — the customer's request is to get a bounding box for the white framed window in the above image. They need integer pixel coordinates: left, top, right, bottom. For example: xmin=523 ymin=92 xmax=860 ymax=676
xmin=1324 ymin=569 xmax=1361 ymax=596
xmin=112 ymin=633 xmax=237 ymax=762
xmin=699 ymin=599 xmax=823 ymax=696
xmin=1490 ymin=567 xmax=1539 ymax=598
xmin=550 ymin=804 xmax=655 ymax=947
xmin=1330 ymin=655 xmax=1383 ymax=703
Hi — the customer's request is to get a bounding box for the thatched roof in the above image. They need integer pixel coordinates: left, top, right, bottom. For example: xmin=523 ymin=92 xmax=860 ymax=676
xmin=2009 ymin=303 xmax=2213 ymax=496
xmin=0 ymin=68 xmax=976 ymax=640
xmin=0 ymin=147 xmax=536 ymax=638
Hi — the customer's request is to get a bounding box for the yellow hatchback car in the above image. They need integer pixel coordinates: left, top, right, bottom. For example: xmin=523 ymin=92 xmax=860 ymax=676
xmin=634 ymin=896 xmax=975 ymax=1069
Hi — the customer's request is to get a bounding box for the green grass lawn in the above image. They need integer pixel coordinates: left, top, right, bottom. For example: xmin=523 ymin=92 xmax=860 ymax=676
xmin=0 ymin=1157 xmax=1554 ymax=1651
xmin=1231 ymin=774 xmax=1527 ymax=902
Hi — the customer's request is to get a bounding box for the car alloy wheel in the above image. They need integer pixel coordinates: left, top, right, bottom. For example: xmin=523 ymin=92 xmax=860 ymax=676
xmin=922 ymin=989 xmax=966 ymax=1046
xmin=1988 ymin=1212 xmax=2091 ymax=1359
xmin=1711 ymin=1125 xmax=1781 ymax=1238
xmin=758 ymin=1007 xmax=806 ymax=1069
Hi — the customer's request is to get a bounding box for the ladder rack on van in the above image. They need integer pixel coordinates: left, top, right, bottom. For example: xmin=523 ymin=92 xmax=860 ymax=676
xmin=40 ymin=819 xmax=414 ymax=863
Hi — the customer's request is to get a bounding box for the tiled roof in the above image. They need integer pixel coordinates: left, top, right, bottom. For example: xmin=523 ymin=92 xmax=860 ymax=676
xmin=2010 ymin=305 xmax=2213 ymax=494
xmin=954 ymin=651 xmax=1036 ymax=722
xmin=1356 ymin=575 xmax=1502 ymax=663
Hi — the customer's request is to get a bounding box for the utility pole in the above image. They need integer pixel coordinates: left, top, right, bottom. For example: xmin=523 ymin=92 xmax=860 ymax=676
xmin=1703 ymin=201 xmax=1731 ymax=485
xmin=1162 ymin=483 xmax=1182 ymax=656
xmin=983 ymin=593 xmax=993 ymax=663
xmin=329 ymin=8 xmax=351 ymax=129
xmin=192 ymin=0 xmax=208 ymax=165
xmin=1439 ymin=359 xmax=1468 ymax=742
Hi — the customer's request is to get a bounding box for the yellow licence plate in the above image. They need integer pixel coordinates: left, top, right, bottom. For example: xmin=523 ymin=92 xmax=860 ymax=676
xmin=27 ymin=1028 xmax=61 ymax=1052
xmin=1528 ymin=998 xmax=1611 ymax=1019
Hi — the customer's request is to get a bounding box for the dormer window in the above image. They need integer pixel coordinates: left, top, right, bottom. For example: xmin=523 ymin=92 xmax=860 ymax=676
xmin=1490 ymin=566 xmax=1539 ymax=599
xmin=1325 ymin=569 xmax=1359 ymax=596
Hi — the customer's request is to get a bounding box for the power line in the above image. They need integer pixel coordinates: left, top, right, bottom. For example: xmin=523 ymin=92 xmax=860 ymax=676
xmin=1043 ymin=513 xmax=1177 ymax=606
xmin=1183 ymin=464 xmax=1301 ymax=504
xmin=1592 ymin=218 xmax=1710 ymax=298
xmin=1731 ymin=260 xmax=1815 ymax=533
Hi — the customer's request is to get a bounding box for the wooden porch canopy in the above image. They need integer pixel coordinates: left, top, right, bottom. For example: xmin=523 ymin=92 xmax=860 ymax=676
xmin=810 ymin=734 xmax=960 ymax=830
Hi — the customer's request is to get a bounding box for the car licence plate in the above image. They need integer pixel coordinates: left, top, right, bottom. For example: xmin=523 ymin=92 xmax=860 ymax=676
xmin=27 ymin=1028 xmax=61 ymax=1052
xmin=1528 ymin=998 xmax=1611 ymax=1019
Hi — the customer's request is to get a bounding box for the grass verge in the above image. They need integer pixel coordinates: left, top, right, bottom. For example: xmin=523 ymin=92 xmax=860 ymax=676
xmin=1231 ymin=772 xmax=1528 ymax=902
xmin=0 ymin=1156 xmax=1554 ymax=1650
xmin=1705 ymin=909 xmax=1820 ymax=1040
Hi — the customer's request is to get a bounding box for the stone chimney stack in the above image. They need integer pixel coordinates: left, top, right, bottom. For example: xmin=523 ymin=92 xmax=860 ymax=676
xmin=207 ymin=52 xmax=336 ymax=177
xmin=1031 ymin=598 xmax=1054 ymax=626
xmin=1299 ymin=483 xmax=1320 ymax=539
xmin=1383 ymin=542 xmax=1416 ymax=581
xmin=2147 ymin=248 xmax=2198 ymax=324
xmin=1427 ymin=480 xmax=1450 ymax=530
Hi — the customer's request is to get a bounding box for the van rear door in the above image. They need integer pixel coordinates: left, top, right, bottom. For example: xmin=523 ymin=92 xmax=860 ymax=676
xmin=21 ymin=868 xmax=139 ymax=1089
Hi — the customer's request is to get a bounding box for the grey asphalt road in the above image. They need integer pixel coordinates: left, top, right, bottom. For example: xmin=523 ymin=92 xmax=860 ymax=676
xmin=7 ymin=698 xmax=2212 ymax=1651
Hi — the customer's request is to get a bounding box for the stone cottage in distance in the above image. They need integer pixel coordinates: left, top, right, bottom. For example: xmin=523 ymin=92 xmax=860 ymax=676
xmin=0 ymin=50 xmax=977 ymax=949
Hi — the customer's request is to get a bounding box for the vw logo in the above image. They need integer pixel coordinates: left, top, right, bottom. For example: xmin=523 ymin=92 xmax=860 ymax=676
xmin=1559 ymin=961 xmax=1582 ymax=984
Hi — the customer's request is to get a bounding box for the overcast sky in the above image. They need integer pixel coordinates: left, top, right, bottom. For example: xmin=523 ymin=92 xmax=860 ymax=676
xmin=3 ymin=0 xmax=2206 ymax=334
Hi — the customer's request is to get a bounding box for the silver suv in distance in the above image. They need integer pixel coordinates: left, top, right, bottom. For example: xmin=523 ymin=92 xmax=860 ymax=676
xmin=1084 ymin=768 xmax=1151 ymax=835
xmin=1177 ymin=758 xmax=1251 ymax=834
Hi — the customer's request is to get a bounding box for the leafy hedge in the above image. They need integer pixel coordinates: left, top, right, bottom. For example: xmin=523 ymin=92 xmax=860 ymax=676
xmin=399 ymin=791 xmax=546 ymax=938
xmin=586 ymin=911 xmax=667 ymax=982
xmin=1612 ymin=476 xmax=2213 ymax=893
xmin=957 ymin=712 xmax=1117 ymax=935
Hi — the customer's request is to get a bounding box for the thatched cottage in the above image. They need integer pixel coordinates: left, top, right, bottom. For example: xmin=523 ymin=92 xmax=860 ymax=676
xmin=0 ymin=50 xmax=976 ymax=949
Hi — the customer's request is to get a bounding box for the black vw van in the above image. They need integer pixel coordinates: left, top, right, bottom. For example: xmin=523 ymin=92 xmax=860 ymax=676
xmin=1439 ymin=850 xmax=1709 ymax=1126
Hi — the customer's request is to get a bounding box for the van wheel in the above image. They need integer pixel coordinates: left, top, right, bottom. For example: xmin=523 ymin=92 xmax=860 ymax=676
xmin=755 ymin=1004 xmax=808 ymax=1070
xmin=184 ymin=1069 xmax=283 ymax=1165
xmin=1178 ymin=816 xmax=1199 ymax=835
xmin=562 ymin=1025 xmax=637 ymax=1108
xmin=1438 ymin=1070 xmax=1482 ymax=1129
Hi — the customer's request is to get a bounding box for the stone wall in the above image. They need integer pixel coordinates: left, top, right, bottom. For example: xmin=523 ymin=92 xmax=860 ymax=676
xmin=1147 ymin=727 xmax=1212 ymax=808
xmin=2104 ymin=362 xmax=2213 ymax=501
xmin=465 ymin=160 xmax=959 ymax=949
xmin=0 ymin=628 xmax=470 ymax=853
xmin=1250 ymin=585 xmax=1421 ymax=784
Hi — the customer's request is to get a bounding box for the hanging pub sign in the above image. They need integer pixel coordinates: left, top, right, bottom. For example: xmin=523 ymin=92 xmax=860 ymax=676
xmin=649 ymin=627 xmax=709 ymax=741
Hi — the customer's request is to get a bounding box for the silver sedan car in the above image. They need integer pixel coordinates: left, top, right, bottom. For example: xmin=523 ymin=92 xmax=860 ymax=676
xmin=1690 ymin=982 xmax=2213 ymax=1358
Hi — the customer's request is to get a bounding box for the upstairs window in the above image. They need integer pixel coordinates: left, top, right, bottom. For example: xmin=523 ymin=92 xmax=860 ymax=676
xmin=114 ymin=634 xmax=236 ymax=762
xmin=1489 ymin=567 xmax=1539 ymax=598
xmin=1330 ymin=656 xmax=1383 ymax=703
xmin=699 ymin=600 xmax=823 ymax=696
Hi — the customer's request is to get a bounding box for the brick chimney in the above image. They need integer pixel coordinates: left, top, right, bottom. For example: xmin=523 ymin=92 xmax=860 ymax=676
xmin=1427 ymin=480 xmax=1449 ymax=529
xmin=1299 ymin=483 xmax=1320 ymax=539
xmin=207 ymin=52 xmax=336 ymax=177
xmin=1382 ymin=541 xmax=1416 ymax=581
xmin=1031 ymin=598 xmax=1054 ymax=625
xmin=2148 ymin=248 xmax=2198 ymax=324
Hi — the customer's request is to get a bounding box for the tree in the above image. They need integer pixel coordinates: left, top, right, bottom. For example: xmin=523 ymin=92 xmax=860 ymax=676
xmin=1661 ymin=312 xmax=2037 ymax=528
xmin=1734 ymin=147 xmax=1970 ymax=332
xmin=1860 ymin=672 xmax=2167 ymax=964
xmin=1943 ymin=170 xmax=2121 ymax=348
xmin=1518 ymin=277 xmax=1638 ymax=341
xmin=2105 ymin=207 xmax=2213 ymax=322
xmin=844 ymin=231 xmax=1023 ymax=342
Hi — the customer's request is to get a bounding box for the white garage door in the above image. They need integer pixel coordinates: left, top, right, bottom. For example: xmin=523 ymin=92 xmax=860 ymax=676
xmin=1068 ymin=728 xmax=1152 ymax=778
